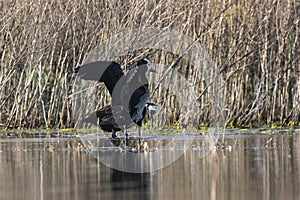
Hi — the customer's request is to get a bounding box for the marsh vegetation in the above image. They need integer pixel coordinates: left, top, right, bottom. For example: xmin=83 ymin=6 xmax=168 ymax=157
xmin=0 ymin=0 xmax=299 ymax=129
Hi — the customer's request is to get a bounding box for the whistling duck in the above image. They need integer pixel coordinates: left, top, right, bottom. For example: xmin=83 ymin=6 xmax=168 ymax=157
xmin=76 ymin=59 xmax=157 ymax=139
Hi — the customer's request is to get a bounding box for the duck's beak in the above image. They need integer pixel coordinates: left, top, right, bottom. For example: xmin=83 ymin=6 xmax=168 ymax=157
xmin=145 ymin=59 xmax=157 ymax=73
xmin=148 ymin=66 xmax=157 ymax=73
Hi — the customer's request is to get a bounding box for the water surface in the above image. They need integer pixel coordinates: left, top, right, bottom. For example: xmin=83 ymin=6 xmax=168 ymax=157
xmin=1 ymin=129 xmax=300 ymax=200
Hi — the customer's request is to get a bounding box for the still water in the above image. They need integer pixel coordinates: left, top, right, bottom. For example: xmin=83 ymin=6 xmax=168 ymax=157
xmin=1 ymin=129 xmax=300 ymax=200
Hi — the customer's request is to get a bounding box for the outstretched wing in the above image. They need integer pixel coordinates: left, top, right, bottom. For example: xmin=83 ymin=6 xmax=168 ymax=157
xmin=75 ymin=61 xmax=124 ymax=95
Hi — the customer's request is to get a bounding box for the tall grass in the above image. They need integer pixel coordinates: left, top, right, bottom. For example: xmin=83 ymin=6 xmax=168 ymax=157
xmin=0 ymin=0 xmax=299 ymax=129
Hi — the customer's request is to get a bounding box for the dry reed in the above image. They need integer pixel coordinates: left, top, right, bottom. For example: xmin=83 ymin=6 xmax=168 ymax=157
xmin=0 ymin=0 xmax=299 ymax=129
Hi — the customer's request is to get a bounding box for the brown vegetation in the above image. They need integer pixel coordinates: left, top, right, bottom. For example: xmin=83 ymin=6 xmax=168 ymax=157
xmin=0 ymin=0 xmax=299 ymax=129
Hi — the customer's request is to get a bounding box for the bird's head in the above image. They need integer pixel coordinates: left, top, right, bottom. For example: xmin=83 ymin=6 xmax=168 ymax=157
xmin=137 ymin=59 xmax=157 ymax=73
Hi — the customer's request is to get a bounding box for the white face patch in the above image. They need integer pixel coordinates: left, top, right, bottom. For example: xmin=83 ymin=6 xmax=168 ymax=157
xmin=144 ymin=59 xmax=152 ymax=71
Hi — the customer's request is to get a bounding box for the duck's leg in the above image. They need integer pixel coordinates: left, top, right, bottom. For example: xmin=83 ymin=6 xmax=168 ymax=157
xmin=123 ymin=126 xmax=128 ymax=146
xmin=138 ymin=126 xmax=141 ymax=138
xmin=150 ymin=115 xmax=154 ymax=129
xmin=138 ymin=126 xmax=142 ymax=149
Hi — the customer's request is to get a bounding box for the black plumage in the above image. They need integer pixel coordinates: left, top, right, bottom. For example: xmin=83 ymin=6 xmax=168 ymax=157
xmin=75 ymin=59 xmax=157 ymax=139
xmin=83 ymin=102 xmax=158 ymax=138
xmin=75 ymin=61 xmax=124 ymax=95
